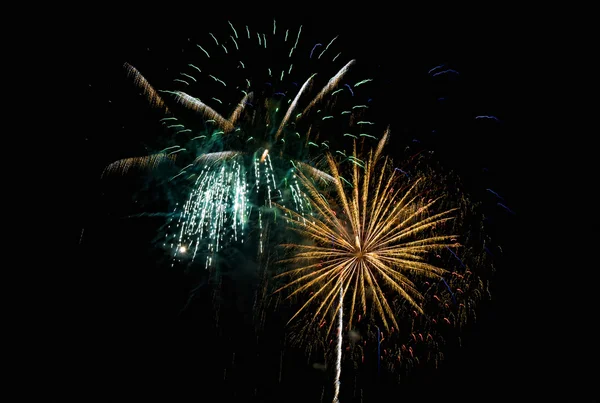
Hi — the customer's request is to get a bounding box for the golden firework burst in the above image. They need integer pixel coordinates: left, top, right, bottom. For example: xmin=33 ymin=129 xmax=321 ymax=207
xmin=275 ymin=128 xmax=461 ymax=336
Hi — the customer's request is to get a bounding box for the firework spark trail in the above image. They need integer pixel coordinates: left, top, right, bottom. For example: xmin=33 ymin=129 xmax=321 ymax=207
xmin=169 ymin=150 xmax=300 ymax=269
xmin=101 ymin=152 xmax=176 ymax=178
xmin=124 ymin=62 xmax=169 ymax=112
xmin=174 ymin=159 xmax=248 ymax=265
xmin=274 ymin=73 xmax=315 ymax=140
xmin=333 ymin=285 xmax=343 ymax=403
xmin=301 ymin=59 xmax=356 ymax=118
xmin=174 ymin=91 xmax=235 ymax=132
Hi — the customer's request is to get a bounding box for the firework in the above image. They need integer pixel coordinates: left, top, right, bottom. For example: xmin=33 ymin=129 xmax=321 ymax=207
xmin=273 ymin=124 xmax=494 ymax=384
xmin=275 ymin=128 xmax=460 ymax=335
xmin=98 ymin=20 xmax=505 ymax=397
xmin=102 ymin=21 xmax=379 ymax=277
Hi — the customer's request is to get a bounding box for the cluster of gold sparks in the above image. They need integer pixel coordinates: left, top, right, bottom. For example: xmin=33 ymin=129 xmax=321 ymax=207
xmin=275 ymin=128 xmax=461 ymax=337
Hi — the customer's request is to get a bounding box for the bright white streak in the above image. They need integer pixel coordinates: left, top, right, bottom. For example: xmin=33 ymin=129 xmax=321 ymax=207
xmin=274 ymin=73 xmax=316 ymax=140
xmin=302 ymin=59 xmax=355 ymax=117
xmin=333 ymin=286 xmax=343 ymax=403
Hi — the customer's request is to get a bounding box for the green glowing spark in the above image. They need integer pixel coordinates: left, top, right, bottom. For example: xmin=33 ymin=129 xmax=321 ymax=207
xmin=167 ymin=148 xmax=186 ymax=156
xmin=294 ymin=26 xmax=302 ymax=48
xmin=318 ymin=35 xmax=338 ymax=59
xmin=180 ymin=72 xmax=196 ymax=82
xmin=339 ymin=176 xmax=352 ymax=187
xmin=209 ymin=75 xmax=226 ymax=86
xmin=196 ymin=45 xmax=210 ymax=58
xmin=354 ymin=79 xmax=373 ymax=87
xmin=169 ymin=171 xmax=186 ymax=181
xmin=228 ymin=21 xmax=238 ymax=38
xmin=230 ymin=36 xmax=239 ymax=50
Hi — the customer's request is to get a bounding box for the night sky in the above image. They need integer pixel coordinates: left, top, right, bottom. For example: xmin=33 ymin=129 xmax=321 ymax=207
xmin=63 ymin=9 xmax=583 ymax=402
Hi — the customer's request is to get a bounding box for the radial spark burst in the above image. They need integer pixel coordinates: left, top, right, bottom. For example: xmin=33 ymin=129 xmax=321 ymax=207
xmin=275 ymin=128 xmax=461 ymax=337
xmin=102 ymin=20 xmax=380 ymax=275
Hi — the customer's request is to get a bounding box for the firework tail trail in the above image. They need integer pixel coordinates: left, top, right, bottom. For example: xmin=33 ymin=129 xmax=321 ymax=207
xmin=375 ymin=325 xmax=380 ymax=376
xmin=333 ymin=286 xmax=343 ymax=403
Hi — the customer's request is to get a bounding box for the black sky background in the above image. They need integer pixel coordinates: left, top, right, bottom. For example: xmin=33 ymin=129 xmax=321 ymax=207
xmin=58 ymin=9 xmax=591 ymax=402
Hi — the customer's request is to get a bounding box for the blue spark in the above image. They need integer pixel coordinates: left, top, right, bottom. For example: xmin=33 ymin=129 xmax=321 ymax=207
xmin=498 ymin=203 xmax=515 ymax=215
xmin=441 ymin=278 xmax=457 ymax=304
xmin=310 ymin=43 xmax=322 ymax=59
xmin=432 ymin=69 xmax=459 ymax=77
xmin=428 ymin=64 xmax=445 ymax=74
xmin=446 ymin=246 xmax=466 ymax=268
xmin=344 ymin=84 xmax=354 ymax=96
xmin=475 ymin=115 xmax=500 ymax=121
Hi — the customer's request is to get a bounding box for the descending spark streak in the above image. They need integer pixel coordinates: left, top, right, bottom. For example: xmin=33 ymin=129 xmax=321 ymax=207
xmin=228 ymin=91 xmax=253 ymax=125
xmin=333 ymin=285 xmax=343 ymax=403
xmin=174 ymin=91 xmax=234 ymax=132
xmin=301 ymin=60 xmax=356 ymax=117
xmin=123 ymin=63 xmax=169 ymax=112
xmin=274 ymin=73 xmax=316 ymax=140
xmin=101 ymin=152 xmax=176 ymax=177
